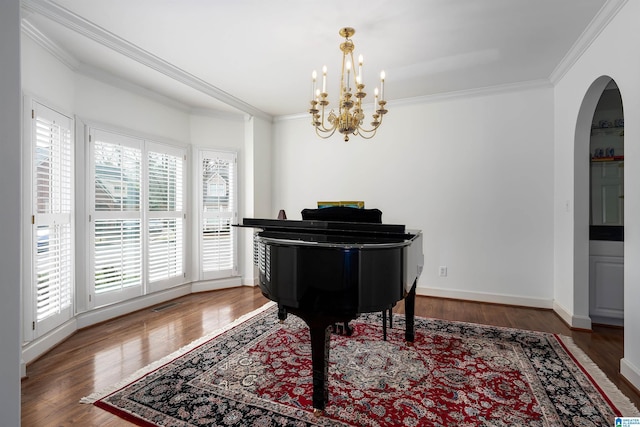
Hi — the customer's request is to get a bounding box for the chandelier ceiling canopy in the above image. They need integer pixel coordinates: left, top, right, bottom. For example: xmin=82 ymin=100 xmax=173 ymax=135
xmin=309 ymin=27 xmax=387 ymax=142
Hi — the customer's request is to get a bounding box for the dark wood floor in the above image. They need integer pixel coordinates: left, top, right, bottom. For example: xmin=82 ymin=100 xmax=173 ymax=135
xmin=21 ymin=286 xmax=640 ymax=426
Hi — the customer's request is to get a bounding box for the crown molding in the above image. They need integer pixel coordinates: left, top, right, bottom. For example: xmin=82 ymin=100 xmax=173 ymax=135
xmin=549 ymin=0 xmax=629 ymax=84
xmin=21 ymin=18 xmax=79 ymax=70
xmin=391 ymin=79 xmax=553 ymax=106
xmin=21 ymin=0 xmax=272 ymax=121
xmin=189 ymin=108 xmax=247 ymax=122
xmin=22 ymin=16 xmax=246 ymax=121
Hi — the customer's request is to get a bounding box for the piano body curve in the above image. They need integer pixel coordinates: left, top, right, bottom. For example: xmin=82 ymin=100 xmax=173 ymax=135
xmin=238 ymin=218 xmax=424 ymax=412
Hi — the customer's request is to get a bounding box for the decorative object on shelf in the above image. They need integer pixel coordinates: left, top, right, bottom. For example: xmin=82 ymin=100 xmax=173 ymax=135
xmin=591 ymin=146 xmax=623 ymax=162
xmin=309 ymin=27 xmax=388 ymax=142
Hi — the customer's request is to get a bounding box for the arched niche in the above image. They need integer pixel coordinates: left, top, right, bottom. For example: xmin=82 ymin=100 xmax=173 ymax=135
xmin=573 ymin=75 xmax=624 ymax=326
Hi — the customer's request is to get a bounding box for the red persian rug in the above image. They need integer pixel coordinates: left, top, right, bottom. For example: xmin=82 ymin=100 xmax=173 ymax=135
xmin=82 ymin=303 xmax=639 ymax=426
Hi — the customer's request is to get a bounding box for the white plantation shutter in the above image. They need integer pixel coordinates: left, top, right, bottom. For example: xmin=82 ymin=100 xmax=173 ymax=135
xmin=35 ymin=224 xmax=72 ymax=320
xmin=93 ymin=219 xmax=142 ymax=293
xmin=147 ymin=144 xmax=185 ymax=289
xmin=200 ymin=150 xmax=237 ymax=279
xmin=90 ymin=129 xmax=143 ymax=306
xmin=31 ymin=102 xmax=74 ymax=337
xmin=94 ymin=139 xmax=141 ymax=212
xmin=148 ymin=218 xmax=183 ymax=281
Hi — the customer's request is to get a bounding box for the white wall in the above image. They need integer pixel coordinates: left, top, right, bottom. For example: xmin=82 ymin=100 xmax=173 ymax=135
xmin=21 ymin=36 xmax=75 ymax=112
xmin=0 ymin=0 xmax=23 ymax=424
xmin=238 ymin=115 xmax=273 ymax=284
xmin=273 ymin=85 xmax=555 ymax=307
xmin=75 ymin=75 xmax=191 ymax=142
xmin=553 ymin=0 xmax=640 ymax=390
xmin=251 ymin=116 xmax=273 ymax=219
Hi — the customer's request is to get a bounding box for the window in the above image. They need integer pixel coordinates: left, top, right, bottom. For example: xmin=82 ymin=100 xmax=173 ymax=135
xmin=199 ymin=150 xmax=237 ymax=279
xmin=27 ymin=101 xmax=74 ymax=339
xmin=147 ymin=143 xmax=185 ymax=290
xmin=89 ymin=129 xmax=186 ymax=308
xmin=90 ymin=130 xmax=143 ymax=307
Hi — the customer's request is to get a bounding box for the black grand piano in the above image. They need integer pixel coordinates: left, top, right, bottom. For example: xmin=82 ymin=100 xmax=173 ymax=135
xmin=236 ymin=215 xmax=424 ymax=413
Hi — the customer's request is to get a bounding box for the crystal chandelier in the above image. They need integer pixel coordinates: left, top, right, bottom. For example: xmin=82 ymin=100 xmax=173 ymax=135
xmin=309 ymin=27 xmax=387 ymax=142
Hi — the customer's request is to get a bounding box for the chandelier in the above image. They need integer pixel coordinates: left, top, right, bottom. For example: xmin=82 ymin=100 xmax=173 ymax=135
xmin=309 ymin=27 xmax=387 ymax=142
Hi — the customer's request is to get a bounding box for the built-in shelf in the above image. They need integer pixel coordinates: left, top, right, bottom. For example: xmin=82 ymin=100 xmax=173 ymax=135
xmin=591 ymin=126 xmax=624 ymax=136
xmin=591 ymin=156 xmax=624 ymax=163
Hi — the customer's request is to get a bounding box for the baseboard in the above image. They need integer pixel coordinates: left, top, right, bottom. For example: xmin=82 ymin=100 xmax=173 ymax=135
xmin=241 ymin=277 xmax=258 ymax=286
xmin=23 ymin=279 xmax=242 ymax=369
xmin=76 ymin=284 xmax=191 ymax=330
xmin=621 ymin=358 xmax=640 ymax=392
xmin=22 ymin=317 xmax=78 ymax=367
xmin=190 ymin=276 xmax=242 ymax=293
xmin=416 ymin=286 xmax=554 ymax=309
xmin=553 ymin=300 xmax=592 ymax=330
xmin=415 ymin=286 xmax=596 ymax=330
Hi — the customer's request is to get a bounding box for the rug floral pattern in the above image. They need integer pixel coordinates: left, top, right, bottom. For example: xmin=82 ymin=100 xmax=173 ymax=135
xmin=96 ymin=305 xmax=624 ymax=426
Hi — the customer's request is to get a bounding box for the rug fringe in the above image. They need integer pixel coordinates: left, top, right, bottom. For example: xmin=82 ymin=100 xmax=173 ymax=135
xmin=556 ymin=335 xmax=640 ymax=417
xmin=79 ymin=301 xmax=276 ymax=404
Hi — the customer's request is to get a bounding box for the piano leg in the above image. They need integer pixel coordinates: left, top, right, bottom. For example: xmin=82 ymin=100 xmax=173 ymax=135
xmin=382 ymin=306 xmax=396 ymax=341
xmin=332 ymin=321 xmax=353 ymax=336
xmin=382 ymin=309 xmax=387 ymax=341
xmin=308 ymin=322 xmax=331 ymax=413
xmin=277 ymin=305 xmax=288 ymax=322
xmin=287 ymin=309 xmax=356 ymax=413
xmin=405 ymin=281 xmax=416 ymax=344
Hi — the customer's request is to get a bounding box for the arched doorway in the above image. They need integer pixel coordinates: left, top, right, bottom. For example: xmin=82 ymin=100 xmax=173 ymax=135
xmin=574 ymin=76 xmax=625 ymax=328
xmin=588 ymin=82 xmax=624 ymax=326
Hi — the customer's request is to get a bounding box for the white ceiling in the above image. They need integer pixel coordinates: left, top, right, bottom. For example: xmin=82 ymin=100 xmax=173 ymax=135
xmin=21 ymin=0 xmax=614 ymax=119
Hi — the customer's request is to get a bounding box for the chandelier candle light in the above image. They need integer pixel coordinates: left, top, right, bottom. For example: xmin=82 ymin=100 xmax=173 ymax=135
xmin=309 ymin=27 xmax=387 ymax=142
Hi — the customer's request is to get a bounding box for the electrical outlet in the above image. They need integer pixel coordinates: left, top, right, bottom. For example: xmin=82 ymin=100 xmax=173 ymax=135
xmin=439 ymin=266 xmax=447 ymax=277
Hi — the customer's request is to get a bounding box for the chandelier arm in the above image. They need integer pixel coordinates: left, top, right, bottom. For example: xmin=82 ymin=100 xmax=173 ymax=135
xmin=354 ymin=129 xmax=377 ymax=140
xmin=315 ymin=106 xmax=338 ymax=134
xmin=355 ymin=127 xmax=373 ymax=135
xmin=313 ymin=103 xmax=328 ymax=133
xmin=355 ymin=115 xmax=384 ymax=134
xmin=315 ymin=121 xmax=336 ymax=134
xmin=315 ymin=126 xmax=337 ymax=139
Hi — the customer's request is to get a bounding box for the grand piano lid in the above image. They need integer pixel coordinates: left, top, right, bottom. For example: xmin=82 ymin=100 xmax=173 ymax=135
xmin=236 ymin=218 xmax=410 ymax=236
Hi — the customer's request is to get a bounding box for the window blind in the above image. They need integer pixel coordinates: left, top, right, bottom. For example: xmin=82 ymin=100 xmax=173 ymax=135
xmin=147 ymin=147 xmax=184 ymax=283
xmin=200 ymin=151 xmax=237 ymax=277
xmin=91 ymin=133 xmax=142 ymax=297
xmin=89 ymin=130 xmax=187 ymax=306
xmin=32 ymin=103 xmax=74 ymax=335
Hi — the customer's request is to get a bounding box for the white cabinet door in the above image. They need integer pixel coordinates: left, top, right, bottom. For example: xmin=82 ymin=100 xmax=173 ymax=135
xmin=591 ymin=161 xmax=624 ymax=226
xmin=589 ymin=241 xmax=624 ymax=326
